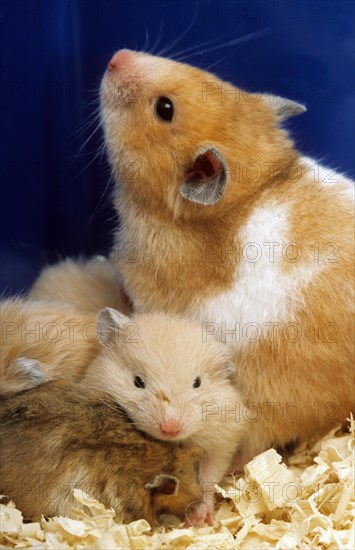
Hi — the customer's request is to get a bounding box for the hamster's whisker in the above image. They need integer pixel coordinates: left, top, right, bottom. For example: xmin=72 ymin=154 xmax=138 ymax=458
xmin=79 ymin=97 xmax=101 ymax=109
xmin=98 ymin=140 xmax=108 ymax=163
xmin=178 ymin=28 xmax=270 ymax=61
xmin=66 ymin=148 xmax=100 ymax=160
xmin=84 ymin=170 xmax=116 ymax=229
xmin=64 ymin=109 xmax=101 ymax=144
xmin=81 ymin=386 xmax=119 ymax=405
xmin=155 ymin=0 xmax=198 ymax=58
xmin=66 ymin=137 xmax=105 ymax=185
xmin=100 ymin=214 xmax=120 ymax=227
xmin=77 ymin=91 xmax=101 ymax=104
xmin=66 ymin=112 xmax=104 ymax=155
xmin=96 ymin=396 xmax=120 ymax=412
xmin=142 ymin=26 xmax=150 ymax=53
xmin=81 ymin=86 xmax=102 ymax=96
xmin=167 ymin=31 xmax=238 ymax=61
xmin=150 ymin=17 xmax=165 ymax=55
xmin=200 ymin=49 xmax=241 ymax=73
xmin=100 ymin=392 xmax=120 ymax=405
xmin=65 ymin=117 xmax=104 ymax=174
xmin=75 ymin=118 xmax=103 ymax=153
xmin=64 ymin=114 xmax=103 ymax=173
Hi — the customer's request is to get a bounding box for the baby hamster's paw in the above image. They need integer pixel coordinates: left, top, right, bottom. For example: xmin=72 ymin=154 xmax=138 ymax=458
xmin=7 ymin=357 xmax=47 ymax=392
xmin=185 ymin=500 xmax=214 ymax=527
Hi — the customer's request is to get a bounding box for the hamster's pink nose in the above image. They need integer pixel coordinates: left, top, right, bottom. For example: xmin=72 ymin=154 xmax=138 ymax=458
xmin=160 ymin=420 xmax=182 ymax=437
xmin=108 ymin=49 xmax=134 ymax=72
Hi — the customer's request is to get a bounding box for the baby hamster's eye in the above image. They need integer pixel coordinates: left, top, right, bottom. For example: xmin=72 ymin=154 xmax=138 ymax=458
xmin=155 ymin=96 xmax=174 ymax=122
xmin=193 ymin=377 xmax=201 ymax=389
xmin=134 ymin=376 xmax=145 ymax=389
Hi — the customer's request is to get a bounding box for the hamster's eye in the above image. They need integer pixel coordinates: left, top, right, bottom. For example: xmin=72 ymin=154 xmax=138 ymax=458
xmin=134 ymin=376 xmax=145 ymax=389
xmin=193 ymin=377 xmax=201 ymax=389
xmin=155 ymin=96 xmax=174 ymax=122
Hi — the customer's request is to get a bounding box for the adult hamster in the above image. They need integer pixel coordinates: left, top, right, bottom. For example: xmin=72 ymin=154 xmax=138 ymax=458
xmin=101 ymin=49 xmax=355 ymax=465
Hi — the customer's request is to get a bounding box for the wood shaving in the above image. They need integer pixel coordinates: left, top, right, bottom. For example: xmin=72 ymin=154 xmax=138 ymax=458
xmin=1 ymin=416 xmax=354 ymax=549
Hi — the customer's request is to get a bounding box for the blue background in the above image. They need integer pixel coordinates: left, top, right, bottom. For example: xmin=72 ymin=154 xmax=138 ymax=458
xmin=1 ymin=0 xmax=354 ymax=295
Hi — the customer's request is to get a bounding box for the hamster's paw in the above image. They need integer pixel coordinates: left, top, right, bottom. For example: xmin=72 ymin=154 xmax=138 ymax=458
xmin=185 ymin=501 xmax=214 ymax=527
xmin=8 ymin=357 xmax=47 ymax=389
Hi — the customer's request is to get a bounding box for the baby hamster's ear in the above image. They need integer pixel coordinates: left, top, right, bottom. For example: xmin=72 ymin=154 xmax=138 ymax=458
xmin=224 ymin=360 xmax=236 ymax=378
xmin=209 ymin=359 xmax=236 ymax=381
xmin=180 ymin=146 xmax=227 ymax=205
xmin=262 ymin=94 xmax=306 ymax=122
xmin=97 ymin=307 xmax=131 ymax=345
xmin=145 ymin=475 xmax=180 ymax=496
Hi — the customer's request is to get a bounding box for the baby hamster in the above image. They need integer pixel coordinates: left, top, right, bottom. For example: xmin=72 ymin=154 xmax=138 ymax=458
xmin=84 ymin=307 xmax=245 ymax=525
xmin=0 ymin=298 xmax=98 ymax=397
xmin=100 ymin=49 xmax=355 ymax=465
xmin=29 ymin=256 xmax=131 ymax=314
xmin=0 ymin=380 xmax=203 ymax=525
xmin=1 ymin=298 xmax=244 ymax=524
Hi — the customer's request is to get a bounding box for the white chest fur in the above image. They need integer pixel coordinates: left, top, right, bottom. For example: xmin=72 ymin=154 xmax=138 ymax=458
xmin=190 ymin=200 xmax=324 ymax=348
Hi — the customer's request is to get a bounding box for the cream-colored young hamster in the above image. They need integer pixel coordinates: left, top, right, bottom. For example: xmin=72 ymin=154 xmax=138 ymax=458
xmin=100 ymin=49 xmax=355 ymax=466
xmin=30 ymin=256 xmax=131 ymax=313
xmin=84 ymin=307 xmax=245 ymax=525
xmin=0 ymin=380 xmax=203 ymax=525
xmin=0 ymin=298 xmax=98 ymax=397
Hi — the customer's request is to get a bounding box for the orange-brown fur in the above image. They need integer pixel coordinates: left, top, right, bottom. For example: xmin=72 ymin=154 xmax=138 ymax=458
xmin=101 ymin=51 xmax=354 ymax=462
xmin=0 ymin=381 xmax=203 ymax=524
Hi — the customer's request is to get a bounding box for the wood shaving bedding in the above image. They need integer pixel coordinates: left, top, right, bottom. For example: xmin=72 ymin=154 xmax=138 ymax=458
xmin=1 ymin=416 xmax=354 ymax=549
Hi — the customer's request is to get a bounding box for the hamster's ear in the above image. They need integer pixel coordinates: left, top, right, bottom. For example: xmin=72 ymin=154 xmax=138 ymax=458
xmin=145 ymin=475 xmax=180 ymax=496
xmin=97 ymin=307 xmax=131 ymax=345
xmin=180 ymin=146 xmax=227 ymax=205
xmin=262 ymin=94 xmax=306 ymax=122
xmin=210 ymin=358 xmax=236 ymax=381
xmin=224 ymin=360 xmax=236 ymax=378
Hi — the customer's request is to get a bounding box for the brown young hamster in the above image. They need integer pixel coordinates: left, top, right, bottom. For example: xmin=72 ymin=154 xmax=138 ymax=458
xmin=29 ymin=256 xmax=131 ymax=314
xmin=0 ymin=380 xmax=203 ymax=525
xmin=101 ymin=50 xmax=355 ymax=465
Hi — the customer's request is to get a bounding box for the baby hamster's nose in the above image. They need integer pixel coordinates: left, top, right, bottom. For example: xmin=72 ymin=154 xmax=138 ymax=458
xmin=108 ymin=49 xmax=134 ymax=72
xmin=160 ymin=419 xmax=182 ymax=438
